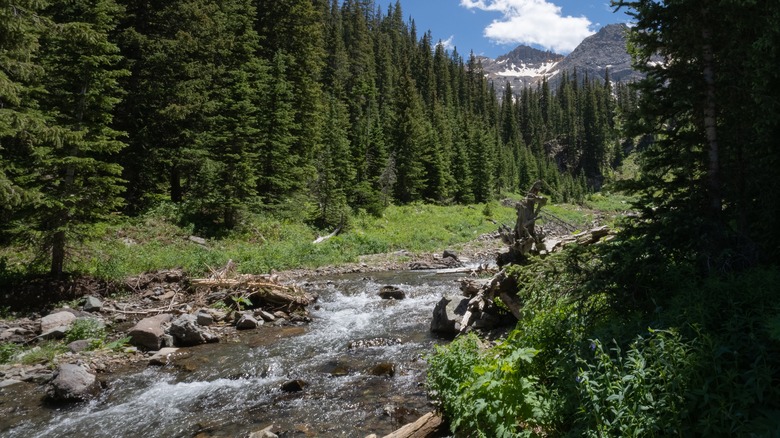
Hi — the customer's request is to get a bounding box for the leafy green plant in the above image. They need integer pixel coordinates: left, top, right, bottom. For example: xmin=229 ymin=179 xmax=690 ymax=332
xmin=428 ymin=334 xmax=545 ymax=437
xmin=104 ymin=336 xmax=131 ymax=351
xmin=230 ymin=295 xmax=252 ymax=311
xmin=0 ymin=342 xmax=22 ymax=364
xmin=19 ymin=342 xmax=68 ymax=365
xmin=576 ymin=329 xmax=693 ymax=437
xmin=64 ymin=318 xmax=107 ymax=345
xmin=0 ymin=305 xmax=14 ymax=320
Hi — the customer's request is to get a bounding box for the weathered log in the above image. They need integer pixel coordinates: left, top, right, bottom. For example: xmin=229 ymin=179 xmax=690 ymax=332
xmin=313 ymin=225 xmax=342 ymax=244
xmin=191 ymin=279 xmax=312 ymax=307
xmin=382 ymin=412 xmax=446 ymax=438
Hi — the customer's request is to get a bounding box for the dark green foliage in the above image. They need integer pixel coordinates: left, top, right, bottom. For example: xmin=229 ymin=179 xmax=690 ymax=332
xmin=0 ymin=342 xmax=22 ymax=364
xmin=0 ymin=0 xmax=48 ymax=222
xmin=427 ymin=334 xmax=544 ymax=438
xmin=1 ymin=0 xmax=608 ymax=270
xmin=613 ymin=0 xmax=780 ymax=269
xmin=2 ymin=0 xmax=128 ymax=275
xmin=577 ymin=330 xmax=694 ymax=436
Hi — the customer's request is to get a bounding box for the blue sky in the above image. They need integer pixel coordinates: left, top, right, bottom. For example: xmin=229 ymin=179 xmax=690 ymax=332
xmin=374 ymin=0 xmax=630 ymax=58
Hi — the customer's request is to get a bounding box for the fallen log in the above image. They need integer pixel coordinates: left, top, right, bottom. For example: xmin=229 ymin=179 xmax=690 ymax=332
xmin=382 ymin=412 xmax=446 ymax=438
xmin=191 ymin=278 xmax=313 ymax=307
xmin=313 ymin=225 xmax=342 ymax=244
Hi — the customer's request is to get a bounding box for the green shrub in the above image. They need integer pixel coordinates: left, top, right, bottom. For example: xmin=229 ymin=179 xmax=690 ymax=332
xmin=427 ymin=334 xmax=545 ymax=437
xmin=104 ymin=336 xmax=131 ymax=351
xmin=576 ymin=329 xmax=694 ymax=437
xmin=64 ymin=318 xmax=106 ymax=345
xmin=0 ymin=342 xmax=22 ymax=364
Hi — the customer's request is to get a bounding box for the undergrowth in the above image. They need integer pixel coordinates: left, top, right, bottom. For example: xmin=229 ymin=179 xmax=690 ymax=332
xmin=427 ymin=240 xmax=780 ymax=436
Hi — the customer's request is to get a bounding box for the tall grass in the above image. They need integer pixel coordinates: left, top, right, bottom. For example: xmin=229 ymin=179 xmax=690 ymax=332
xmin=43 ymin=201 xmax=518 ymax=280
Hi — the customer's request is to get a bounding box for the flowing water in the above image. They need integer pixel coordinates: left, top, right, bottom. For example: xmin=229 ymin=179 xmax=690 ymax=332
xmin=1 ymin=270 xmax=463 ymax=437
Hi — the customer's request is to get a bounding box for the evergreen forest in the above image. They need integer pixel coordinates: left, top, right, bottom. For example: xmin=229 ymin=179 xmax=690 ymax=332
xmin=3 ymin=0 xmax=780 ymax=435
xmin=1 ymin=0 xmax=627 ymax=275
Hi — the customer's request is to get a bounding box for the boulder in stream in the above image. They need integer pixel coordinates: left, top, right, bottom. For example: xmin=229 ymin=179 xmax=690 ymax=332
xmin=430 ymin=296 xmax=469 ymax=336
xmin=195 ymin=310 xmax=214 ymax=326
xmin=128 ymin=314 xmax=173 ymax=350
xmin=378 ymin=285 xmax=406 ymax=300
xmin=169 ymin=314 xmax=219 ymax=346
xmin=236 ymin=313 xmax=262 ymax=330
xmin=280 ymin=379 xmax=308 ymax=392
xmin=46 ymin=364 xmax=100 ymax=402
xmin=249 ymin=425 xmax=278 ymax=438
xmin=148 ymin=347 xmax=180 ymax=366
xmin=369 ymin=362 xmax=396 ymax=377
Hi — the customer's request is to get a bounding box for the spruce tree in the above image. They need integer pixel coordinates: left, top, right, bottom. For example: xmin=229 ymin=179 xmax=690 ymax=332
xmin=0 ymin=0 xmax=48 ymax=225
xmin=187 ymin=0 xmax=268 ymax=229
xmin=35 ymin=0 xmax=127 ymax=274
xmin=391 ymin=62 xmax=427 ymax=203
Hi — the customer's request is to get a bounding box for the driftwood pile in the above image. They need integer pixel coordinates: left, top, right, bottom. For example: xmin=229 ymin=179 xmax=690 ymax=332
xmin=454 ymin=182 xmax=616 ymax=334
xmin=191 ymin=260 xmax=315 ymax=311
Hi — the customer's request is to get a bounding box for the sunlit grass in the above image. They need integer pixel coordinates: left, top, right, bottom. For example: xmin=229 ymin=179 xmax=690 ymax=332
xmin=1 ymin=192 xmax=633 ymax=280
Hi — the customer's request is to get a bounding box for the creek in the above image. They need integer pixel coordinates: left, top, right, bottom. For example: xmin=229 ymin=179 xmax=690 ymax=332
xmin=2 ymin=269 xmax=463 ymax=437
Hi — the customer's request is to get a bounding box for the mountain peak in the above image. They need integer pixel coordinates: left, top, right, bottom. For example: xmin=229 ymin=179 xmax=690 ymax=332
xmin=480 ymin=23 xmax=639 ymax=92
xmin=496 ymin=45 xmax=564 ymax=65
xmin=553 ymin=22 xmax=636 ymax=83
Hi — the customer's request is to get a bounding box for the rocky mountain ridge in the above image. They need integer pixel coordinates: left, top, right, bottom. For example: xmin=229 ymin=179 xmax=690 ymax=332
xmin=482 ymin=23 xmax=638 ymax=92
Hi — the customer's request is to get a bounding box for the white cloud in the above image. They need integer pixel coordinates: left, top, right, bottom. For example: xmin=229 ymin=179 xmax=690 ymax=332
xmin=460 ymin=0 xmax=595 ymax=53
xmin=437 ymin=35 xmax=456 ymax=52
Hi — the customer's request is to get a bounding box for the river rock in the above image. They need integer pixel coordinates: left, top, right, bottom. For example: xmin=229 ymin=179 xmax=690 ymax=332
xmin=369 ymin=362 xmax=395 ymax=377
xmin=249 ymin=425 xmax=278 ymax=438
xmin=148 ymin=347 xmax=180 ymax=366
xmin=378 ymin=285 xmax=406 ymax=300
xmin=430 ymin=296 xmax=469 ymax=336
xmin=39 ymin=326 xmax=69 ymax=340
xmin=255 ymin=309 xmax=276 ymax=322
xmin=128 ymin=314 xmax=174 ymax=350
xmin=0 ymin=379 xmax=22 ymax=388
xmin=1 ymin=327 xmax=36 ymax=344
xmin=195 ymin=311 xmax=214 ymax=326
xmin=46 ymin=364 xmax=100 ymax=402
xmin=169 ymin=314 xmax=219 ymax=346
xmin=67 ymin=339 xmax=92 ymax=353
xmin=83 ymin=296 xmax=103 ymax=312
xmin=408 ymin=256 xmax=462 ymax=270
xmin=236 ymin=314 xmax=262 ymax=330
xmin=442 ymin=249 xmax=459 ymax=260
xmin=40 ymin=311 xmax=77 ymax=334
xmin=280 ymin=379 xmax=307 ymax=392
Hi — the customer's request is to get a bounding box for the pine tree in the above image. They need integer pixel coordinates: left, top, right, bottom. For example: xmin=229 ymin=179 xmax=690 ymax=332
xmin=613 ymin=0 xmax=780 ymax=267
xmin=391 ymin=62 xmax=427 ymax=203
xmin=116 ymin=0 xmax=215 ymax=209
xmin=255 ymin=0 xmax=325 ymax=208
xmin=35 ymin=0 xmax=128 ymax=274
xmin=313 ymin=93 xmax=354 ymax=227
xmin=0 ymin=0 xmax=48 ymax=225
xmin=187 ymin=0 xmax=268 ymax=229
xmin=257 ymin=52 xmax=300 ymax=206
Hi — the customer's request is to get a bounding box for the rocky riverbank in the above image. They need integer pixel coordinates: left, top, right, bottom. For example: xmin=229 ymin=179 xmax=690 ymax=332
xmin=0 ymin=230 xmax=510 ymax=435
